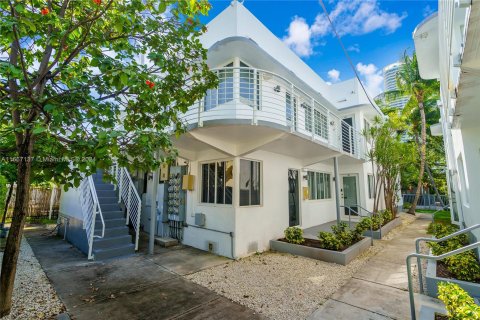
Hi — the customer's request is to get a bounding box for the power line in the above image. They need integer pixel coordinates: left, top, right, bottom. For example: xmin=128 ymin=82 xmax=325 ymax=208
xmin=318 ymin=0 xmax=381 ymax=115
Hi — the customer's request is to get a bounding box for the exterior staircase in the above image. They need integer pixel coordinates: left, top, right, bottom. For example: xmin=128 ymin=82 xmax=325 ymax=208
xmin=91 ymin=171 xmax=135 ymax=260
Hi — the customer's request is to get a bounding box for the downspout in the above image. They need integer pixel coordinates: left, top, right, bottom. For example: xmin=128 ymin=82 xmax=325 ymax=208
xmin=334 ymin=156 xmax=341 ymax=225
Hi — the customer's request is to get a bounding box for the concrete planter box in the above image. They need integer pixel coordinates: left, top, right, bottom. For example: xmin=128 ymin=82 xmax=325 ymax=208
xmin=270 ymin=237 xmax=371 ymax=266
xmin=363 ymin=217 xmax=401 ymax=240
xmin=425 ymin=259 xmax=480 ymax=298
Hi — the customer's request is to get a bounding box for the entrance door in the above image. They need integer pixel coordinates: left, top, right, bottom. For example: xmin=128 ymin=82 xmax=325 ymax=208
xmin=342 ymin=176 xmax=358 ymax=215
xmin=288 ymin=169 xmax=300 ymax=226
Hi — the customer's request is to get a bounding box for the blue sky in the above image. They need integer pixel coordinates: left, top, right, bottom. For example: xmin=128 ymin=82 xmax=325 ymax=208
xmin=202 ymin=0 xmax=438 ymax=97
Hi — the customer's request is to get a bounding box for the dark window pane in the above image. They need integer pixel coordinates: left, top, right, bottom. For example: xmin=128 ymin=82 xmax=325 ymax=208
xmin=225 ymin=161 xmax=233 ymax=204
xmin=202 ymin=164 xmax=209 ymax=203
xmin=216 ymin=161 xmax=225 ymax=204
xmin=208 ymin=163 xmax=215 ymax=203
xmin=239 ymin=159 xmax=250 ymax=206
xmin=251 ymin=161 xmax=261 ymax=205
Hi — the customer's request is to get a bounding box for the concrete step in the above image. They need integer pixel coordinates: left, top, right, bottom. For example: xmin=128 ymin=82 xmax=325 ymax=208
xmin=93 ymin=243 xmax=135 ymax=260
xmin=96 ymin=226 xmax=130 ymax=237
xmin=100 ymin=203 xmax=122 ymax=212
xmin=97 ymin=197 xmax=118 ymax=204
xmin=95 ymin=184 xmax=114 ymax=191
xmin=102 ymin=218 xmax=127 ymax=228
xmin=96 ymin=190 xmax=117 ymax=198
xmin=93 ymin=234 xmax=132 ymax=249
xmin=98 ymin=211 xmax=124 ymax=220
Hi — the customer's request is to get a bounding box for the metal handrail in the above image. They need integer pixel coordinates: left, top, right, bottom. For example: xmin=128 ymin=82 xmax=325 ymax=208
xmin=112 ymin=164 xmax=142 ymax=250
xmin=414 ymin=223 xmax=480 ymax=295
xmin=88 ymin=176 xmax=105 ymax=239
xmin=340 ymin=205 xmax=373 ymax=246
xmin=407 ymin=240 xmax=480 ymax=320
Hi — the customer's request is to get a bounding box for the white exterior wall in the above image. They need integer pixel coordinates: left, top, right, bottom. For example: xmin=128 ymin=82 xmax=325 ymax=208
xmin=59 ymin=186 xmax=83 ymax=220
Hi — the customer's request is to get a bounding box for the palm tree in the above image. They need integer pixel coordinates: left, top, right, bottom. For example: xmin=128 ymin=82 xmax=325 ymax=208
xmin=386 ymin=52 xmax=439 ymax=214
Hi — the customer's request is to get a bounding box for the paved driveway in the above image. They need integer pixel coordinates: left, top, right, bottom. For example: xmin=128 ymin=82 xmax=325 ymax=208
xmin=25 ymin=229 xmax=264 ymax=320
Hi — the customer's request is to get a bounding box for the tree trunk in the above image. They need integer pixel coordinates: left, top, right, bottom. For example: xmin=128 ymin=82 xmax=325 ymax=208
xmin=409 ymin=102 xmax=427 ymax=215
xmin=425 ymin=163 xmax=445 ymax=208
xmin=0 ymin=137 xmax=33 ymax=317
xmin=1 ymin=183 xmax=14 ymax=227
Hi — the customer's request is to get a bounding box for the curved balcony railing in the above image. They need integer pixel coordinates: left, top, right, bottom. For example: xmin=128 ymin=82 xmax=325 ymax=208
xmin=180 ymin=67 xmax=366 ymax=160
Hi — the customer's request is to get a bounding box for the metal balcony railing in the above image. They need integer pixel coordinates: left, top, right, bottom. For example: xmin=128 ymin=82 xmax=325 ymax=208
xmin=180 ymin=67 xmax=366 ymax=160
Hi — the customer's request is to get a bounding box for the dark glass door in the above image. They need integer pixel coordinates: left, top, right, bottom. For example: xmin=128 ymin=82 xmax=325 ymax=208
xmin=288 ymin=169 xmax=300 ymax=226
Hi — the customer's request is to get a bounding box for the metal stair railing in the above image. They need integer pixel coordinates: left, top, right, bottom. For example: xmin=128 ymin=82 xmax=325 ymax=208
xmin=111 ymin=164 xmax=142 ymax=251
xmin=340 ymin=205 xmax=374 ymax=246
xmin=79 ymin=175 xmax=105 ymax=260
xmin=407 ymin=224 xmax=480 ymax=320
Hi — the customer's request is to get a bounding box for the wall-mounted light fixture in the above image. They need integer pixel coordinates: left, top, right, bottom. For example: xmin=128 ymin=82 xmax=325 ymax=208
xmin=274 ymin=85 xmax=281 ymax=93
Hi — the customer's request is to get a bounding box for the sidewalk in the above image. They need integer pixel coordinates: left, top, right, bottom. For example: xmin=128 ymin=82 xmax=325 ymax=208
xmin=308 ymin=214 xmax=443 ymax=320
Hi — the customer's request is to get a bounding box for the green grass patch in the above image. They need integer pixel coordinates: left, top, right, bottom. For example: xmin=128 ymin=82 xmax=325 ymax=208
xmin=416 ymin=209 xmax=451 ymax=223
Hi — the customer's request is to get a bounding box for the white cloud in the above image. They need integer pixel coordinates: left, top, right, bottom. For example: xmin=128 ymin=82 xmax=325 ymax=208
xmin=284 ymin=0 xmax=406 ymax=57
xmin=327 ymin=69 xmax=341 ymax=83
xmin=347 ymin=44 xmax=360 ymax=53
xmin=283 ymin=16 xmax=313 ymax=57
xmin=356 ymin=62 xmax=384 ymax=97
xmin=423 ymin=5 xmax=435 ymax=17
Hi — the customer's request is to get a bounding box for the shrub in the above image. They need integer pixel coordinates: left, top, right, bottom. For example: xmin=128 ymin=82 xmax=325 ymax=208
xmin=403 ymin=202 xmax=411 ymax=210
xmin=318 ymin=232 xmax=341 ymax=251
xmin=438 ymin=282 xmax=480 ymax=319
xmin=371 ymin=214 xmax=382 ymax=230
xmin=356 ymin=217 xmax=374 ymax=232
xmin=284 ymin=226 xmax=305 ymax=244
xmin=381 ymin=210 xmax=393 ymax=224
xmin=427 ymin=222 xmax=480 ymax=282
xmin=445 ymin=252 xmax=480 ymax=282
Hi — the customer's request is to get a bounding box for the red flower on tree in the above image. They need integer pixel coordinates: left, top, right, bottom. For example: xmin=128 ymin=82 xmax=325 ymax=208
xmin=93 ymin=0 xmax=101 ymax=5
xmin=40 ymin=8 xmax=49 ymax=15
xmin=187 ymin=18 xmax=194 ymax=25
xmin=145 ymin=80 xmax=155 ymax=89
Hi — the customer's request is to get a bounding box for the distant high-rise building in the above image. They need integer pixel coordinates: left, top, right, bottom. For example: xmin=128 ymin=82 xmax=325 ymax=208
xmin=381 ymin=62 xmax=410 ymax=109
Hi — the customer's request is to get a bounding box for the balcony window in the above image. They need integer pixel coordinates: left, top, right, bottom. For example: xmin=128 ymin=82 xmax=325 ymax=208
xmin=239 ymin=61 xmax=260 ymax=109
xmin=201 ymin=160 xmax=233 ymax=205
xmin=314 ymin=109 xmax=328 ymax=140
xmin=239 ymin=159 xmax=261 ymax=206
xmin=302 ymin=103 xmax=312 ymax=132
xmin=286 ymin=93 xmax=297 ymax=128
xmin=204 ymin=63 xmax=234 ymax=111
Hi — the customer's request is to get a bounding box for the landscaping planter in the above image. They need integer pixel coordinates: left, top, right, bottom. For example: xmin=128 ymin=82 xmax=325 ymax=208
xmin=363 ymin=217 xmax=401 ymax=239
xmin=425 ymin=259 xmax=480 ymax=298
xmin=270 ymin=237 xmax=371 ymax=266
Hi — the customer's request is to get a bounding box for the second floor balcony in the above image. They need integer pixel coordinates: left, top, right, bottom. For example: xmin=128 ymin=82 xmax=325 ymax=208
xmin=180 ymin=67 xmax=366 ymax=160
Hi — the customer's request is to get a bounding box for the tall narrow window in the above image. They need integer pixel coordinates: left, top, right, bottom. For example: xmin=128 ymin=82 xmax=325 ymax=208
xmin=201 ymin=161 xmax=233 ymax=205
xmin=239 ymin=61 xmax=260 ymax=109
xmin=313 ymin=109 xmax=328 ymax=139
xmin=204 ymin=62 xmax=234 ymax=110
xmin=240 ymin=159 xmax=261 ymax=206
xmin=302 ymin=103 xmax=312 ymax=132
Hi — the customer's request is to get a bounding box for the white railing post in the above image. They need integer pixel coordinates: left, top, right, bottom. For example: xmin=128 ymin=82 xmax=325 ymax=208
xmin=118 ymin=169 xmax=123 ymax=204
xmin=349 ymin=126 xmax=353 ymax=154
xmin=198 ymin=100 xmax=203 ymax=127
xmin=252 ymin=68 xmax=257 ymax=125
xmin=113 ymin=164 xmax=118 ymax=191
xmin=48 ymin=187 xmax=56 ymax=220
xmin=126 ymin=182 xmax=131 ymax=226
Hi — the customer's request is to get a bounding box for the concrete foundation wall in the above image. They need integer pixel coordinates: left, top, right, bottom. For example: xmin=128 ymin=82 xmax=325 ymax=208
xmin=58 ymin=214 xmax=89 ymax=256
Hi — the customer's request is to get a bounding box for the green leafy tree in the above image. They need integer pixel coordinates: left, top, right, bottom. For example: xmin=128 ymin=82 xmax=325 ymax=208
xmin=0 ymin=0 xmax=217 ymax=315
xmin=365 ymin=114 xmax=415 ymax=213
xmin=385 ymin=52 xmax=439 ymax=214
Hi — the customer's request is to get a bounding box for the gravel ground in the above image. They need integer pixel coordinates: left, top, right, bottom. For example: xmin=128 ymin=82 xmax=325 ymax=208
xmin=186 ymin=213 xmax=421 ymax=320
xmin=0 ymin=237 xmax=65 ymax=320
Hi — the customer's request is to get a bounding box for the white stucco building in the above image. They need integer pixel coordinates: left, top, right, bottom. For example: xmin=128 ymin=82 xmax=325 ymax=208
xmin=59 ymin=1 xmax=384 ymax=260
xmin=414 ymin=0 xmax=480 ymax=234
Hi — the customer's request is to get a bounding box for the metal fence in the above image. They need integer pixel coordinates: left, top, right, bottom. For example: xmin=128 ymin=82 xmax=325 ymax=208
xmin=6 ymin=185 xmax=61 ymax=221
xmin=401 ymin=193 xmax=449 ymax=210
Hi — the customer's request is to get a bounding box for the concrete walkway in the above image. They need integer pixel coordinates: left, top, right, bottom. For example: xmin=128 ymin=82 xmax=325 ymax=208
xmin=25 ymin=228 xmax=264 ymax=320
xmin=307 ymin=214 xmax=443 ymax=320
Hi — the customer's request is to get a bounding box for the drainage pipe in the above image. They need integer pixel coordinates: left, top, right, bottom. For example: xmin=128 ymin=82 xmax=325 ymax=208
xmin=185 ymin=223 xmax=235 ymax=259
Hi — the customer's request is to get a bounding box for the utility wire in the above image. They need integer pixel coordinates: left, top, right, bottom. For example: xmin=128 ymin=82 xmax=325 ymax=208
xmin=318 ymin=0 xmax=382 ymax=115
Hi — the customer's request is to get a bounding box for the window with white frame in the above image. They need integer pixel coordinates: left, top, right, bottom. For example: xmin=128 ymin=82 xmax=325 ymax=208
xmin=314 ymin=109 xmax=328 ymax=140
xmin=201 ymin=161 xmax=233 ymax=205
xmin=302 ymin=102 xmax=312 ymax=132
xmin=307 ymin=171 xmax=331 ymax=200
xmin=368 ymin=174 xmax=374 ymax=199
xmin=239 ymin=159 xmax=261 ymax=206
xmin=204 ymin=62 xmax=234 ymax=111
